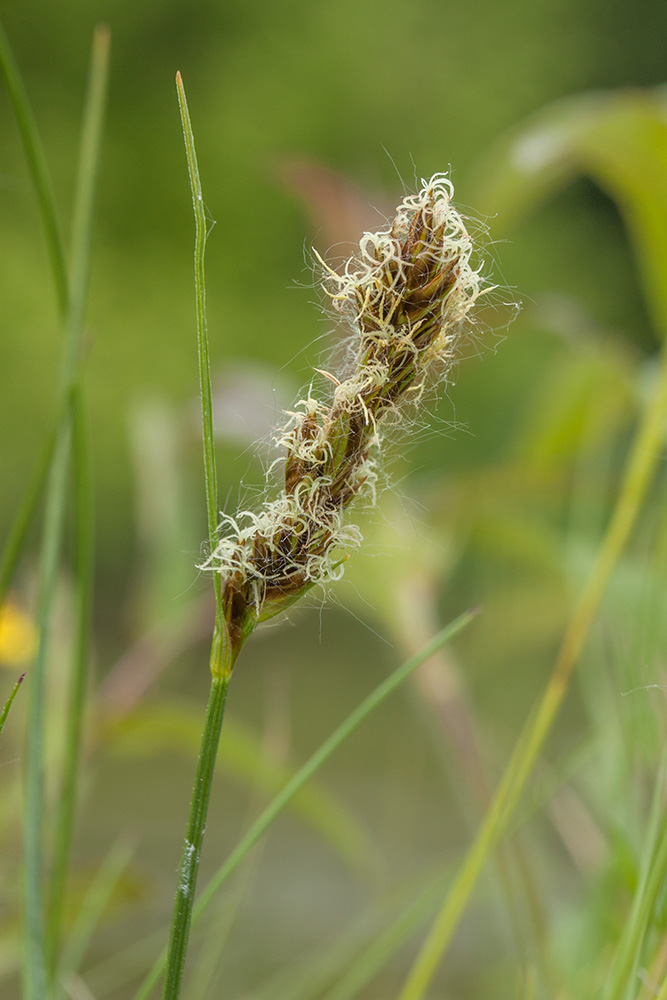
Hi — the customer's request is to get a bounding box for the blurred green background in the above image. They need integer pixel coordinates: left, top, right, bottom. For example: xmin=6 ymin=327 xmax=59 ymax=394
xmin=2 ymin=0 xmax=667 ymax=997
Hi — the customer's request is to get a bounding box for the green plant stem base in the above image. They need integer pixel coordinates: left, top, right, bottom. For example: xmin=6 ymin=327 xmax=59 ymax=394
xmin=161 ymin=672 xmax=231 ymax=1000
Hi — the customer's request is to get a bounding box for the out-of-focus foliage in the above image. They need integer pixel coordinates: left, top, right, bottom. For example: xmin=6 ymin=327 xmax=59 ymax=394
xmin=2 ymin=2 xmax=667 ymax=999
xmin=0 ymin=0 xmax=663 ymax=591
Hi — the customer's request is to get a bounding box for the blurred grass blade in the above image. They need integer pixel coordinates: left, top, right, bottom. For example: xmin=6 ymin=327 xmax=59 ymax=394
xmin=10 ymin=23 xmax=110 ymax=998
xmin=392 ymin=87 xmax=667 ymax=1000
xmin=110 ymin=705 xmax=374 ymax=875
xmin=59 ymin=24 xmax=111 ymax=392
xmin=0 ymin=15 xmax=66 ymax=605
xmin=656 ymin=971 xmax=667 ymax=1000
xmin=84 ymin=929 xmax=170 ymax=999
xmin=132 ymin=608 xmax=478 ymax=1000
xmin=0 ymin=672 xmax=25 ymax=736
xmin=0 ymin=432 xmax=55 ymax=609
xmin=48 ymin=393 xmax=96 ymax=967
xmin=58 ymin=839 xmax=134 ymax=984
xmin=396 ymin=338 xmax=667 ymax=1000
xmin=0 ymin=20 xmax=68 ymax=314
xmin=602 ymin=751 xmax=667 ymax=1000
xmin=243 ymin=868 xmax=449 ymax=1000
xmin=24 ymin=424 xmax=72 ymax=1000
xmin=471 ymin=87 xmax=667 ymax=336
xmin=0 ymin=20 xmax=109 ymax=607
xmin=320 ymin=872 xmax=451 ymax=1000
xmin=47 ymin=26 xmax=110 ymax=965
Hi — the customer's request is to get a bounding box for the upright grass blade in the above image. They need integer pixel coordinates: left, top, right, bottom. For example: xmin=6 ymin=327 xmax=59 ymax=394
xmin=0 ymin=432 xmax=55 ymax=611
xmin=58 ymin=25 xmax=111 ymax=393
xmin=0 ymin=14 xmax=67 ymax=607
xmin=47 ymin=27 xmax=109 ymax=973
xmin=133 ymin=608 xmax=478 ymax=1000
xmin=0 ymin=672 xmax=25 ymax=737
xmin=320 ymin=870 xmax=452 ymax=1000
xmin=0 ymin=20 xmax=68 ymax=315
xmin=174 ymin=72 xmax=221 ymax=615
xmin=0 ymin=23 xmax=111 ymax=998
xmin=158 ymin=73 xmax=232 ymax=1000
xmin=24 ymin=421 xmax=72 ymax=1000
xmin=47 ymin=393 xmax=95 ymax=971
xmin=602 ymin=751 xmax=667 ymax=1000
xmin=242 ymin=866 xmax=451 ymax=1000
xmin=110 ymin=703 xmax=374 ymax=874
xmin=58 ymin=838 xmax=134 ymax=984
xmin=0 ymin=18 xmax=106 ymax=605
xmin=396 ymin=339 xmax=667 ymax=1000
xmin=0 ymin=57 xmax=67 ymax=984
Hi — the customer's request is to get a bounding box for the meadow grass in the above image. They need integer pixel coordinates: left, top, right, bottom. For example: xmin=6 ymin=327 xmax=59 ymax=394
xmin=2 ymin=24 xmax=667 ymax=1000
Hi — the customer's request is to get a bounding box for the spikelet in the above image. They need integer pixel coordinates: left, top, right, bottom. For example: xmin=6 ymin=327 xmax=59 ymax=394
xmin=205 ymin=174 xmax=486 ymax=661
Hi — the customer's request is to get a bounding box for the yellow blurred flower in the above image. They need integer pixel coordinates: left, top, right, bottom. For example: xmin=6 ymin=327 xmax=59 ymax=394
xmin=0 ymin=601 xmax=37 ymax=666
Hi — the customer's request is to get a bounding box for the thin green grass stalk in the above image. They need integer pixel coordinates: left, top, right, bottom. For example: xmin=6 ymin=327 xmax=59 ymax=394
xmin=187 ymin=753 xmax=278 ymax=1000
xmin=0 ymin=20 xmax=68 ymax=314
xmin=0 ymin=15 xmax=65 ymax=608
xmin=0 ymin=432 xmax=55 ymax=609
xmin=161 ymin=674 xmax=232 ymax=1000
xmin=58 ymin=25 xmax=110 ymax=389
xmin=320 ymin=871 xmax=452 ymax=1000
xmin=174 ymin=72 xmax=222 ymax=625
xmin=0 ymin=672 xmax=25 ymax=736
xmin=397 ymin=339 xmax=667 ymax=1000
xmin=46 ymin=27 xmax=110 ymax=969
xmin=86 ymin=928 xmax=170 ymax=998
xmin=245 ymin=866 xmax=451 ymax=1000
xmin=48 ymin=392 xmax=95 ymax=972
xmin=0 ymin=16 xmax=65 ymax=612
xmin=0 ymin=21 xmax=107 ymax=608
xmin=2 ymin=24 xmax=110 ymax=997
xmin=58 ymin=838 xmax=134 ymax=984
xmin=638 ymin=941 xmax=667 ymax=1000
xmin=159 ymin=72 xmax=231 ymax=1000
xmin=602 ymin=750 xmax=667 ymax=1000
xmin=24 ymin=423 xmax=72 ymax=1000
xmin=134 ymin=609 xmax=478 ymax=1000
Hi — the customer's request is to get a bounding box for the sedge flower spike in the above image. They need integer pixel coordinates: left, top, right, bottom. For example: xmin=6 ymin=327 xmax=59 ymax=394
xmin=206 ymin=174 xmax=485 ymax=664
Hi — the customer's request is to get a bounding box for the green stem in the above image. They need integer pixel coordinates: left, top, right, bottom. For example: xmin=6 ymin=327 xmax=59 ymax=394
xmin=48 ymin=390 xmax=95 ymax=971
xmin=24 ymin=421 xmax=72 ymax=1000
xmin=47 ymin=24 xmax=109 ymax=975
xmin=133 ymin=609 xmax=478 ymax=1000
xmin=2 ymin=24 xmax=110 ymax=996
xmin=161 ymin=671 xmax=232 ymax=1000
xmin=157 ymin=69 xmax=234 ymax=1000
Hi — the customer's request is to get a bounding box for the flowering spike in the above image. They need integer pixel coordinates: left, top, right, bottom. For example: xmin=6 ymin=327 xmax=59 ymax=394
xmin=204 ymin=174 xmax=486 ymax=661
